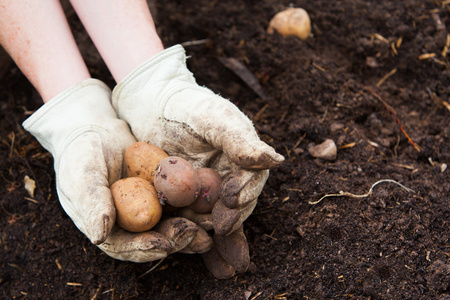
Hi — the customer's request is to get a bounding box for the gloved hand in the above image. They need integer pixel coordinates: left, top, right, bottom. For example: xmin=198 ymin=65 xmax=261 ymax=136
xmin=22 ymin=79 xmax=208 ymax=262
xmin=112 ymin=45 xmax=284 ymax=275
xmin=112 ymin=44 xmax=284 ymax=235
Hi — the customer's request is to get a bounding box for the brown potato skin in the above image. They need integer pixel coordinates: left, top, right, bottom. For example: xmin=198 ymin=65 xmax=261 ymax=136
xmin=154 ymin=156 xmax=201 ymax=207
xmin=111 ymin=177 xmax=162 ymax=232
xmin=125 ymin=142 xmax=168 ymax=185
xmin=189 ymin=168 xmax=222 ymax=214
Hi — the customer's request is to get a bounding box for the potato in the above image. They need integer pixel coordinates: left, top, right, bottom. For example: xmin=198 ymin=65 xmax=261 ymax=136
xmin=125 ymin=142 xmax=168 ymax=185
xmin=154 ymin=156 xmax=201 ymax=207
xmin=111 ymin=177 xmax=162 ymax=232
xmin=189 ymin=168 xmax=222 ymax=214
xmin=267 ymin=7 xmax=311 ymax=40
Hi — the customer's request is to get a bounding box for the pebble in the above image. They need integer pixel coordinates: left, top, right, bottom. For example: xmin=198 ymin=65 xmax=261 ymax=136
xmin=330 ymin=122 xmax=344 ymax=132
xmin=308 ymin=139 xmax=337 ymax=161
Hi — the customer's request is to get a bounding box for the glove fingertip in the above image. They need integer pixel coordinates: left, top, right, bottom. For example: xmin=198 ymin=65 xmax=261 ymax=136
xmin=88 ymin=212 xmax=115 ymax=245
xmin=214 ymin=227 xmax=250 ymax=273
xmin=241 ymin=146 xmax=285 ymax=170
xmin=229 ymin=141 xmax=284 ymax=170
xmin=155 ymin=217 xmax=199 ymax=253
xmin=211 ymin=200 xmax=241 ymax=236
xmin=176 ymin=207 xmax=214 ymax=231
xmin=179 ymin=227 xmax=213 ymax=254
xmin=202 ymin=247 xmax=236 ymax=279
xmin=220 ymin=173 xmax=242 ymax=209
xmin=97 ymin=228 xmax=172 ymax=262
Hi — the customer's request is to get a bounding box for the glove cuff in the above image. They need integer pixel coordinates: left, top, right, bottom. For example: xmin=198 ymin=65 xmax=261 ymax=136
xmin=22 ymin=78 xmax=115 ymax=157
xmin=111 ymin=44 xmax=196 ymax=114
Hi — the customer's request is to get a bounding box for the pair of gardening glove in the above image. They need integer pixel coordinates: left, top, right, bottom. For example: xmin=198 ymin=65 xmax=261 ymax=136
xmin=22 ymin=45 xmax=284 ymax=279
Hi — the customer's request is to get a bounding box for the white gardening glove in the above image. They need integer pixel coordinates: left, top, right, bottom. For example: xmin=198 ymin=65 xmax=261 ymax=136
xmin=112 ymin=45 xmax=284 ymax=236
xmin=112 ymin=45 xmax=284 ymax=275
xmin=22 ymin=79 xmax=203 ymax=262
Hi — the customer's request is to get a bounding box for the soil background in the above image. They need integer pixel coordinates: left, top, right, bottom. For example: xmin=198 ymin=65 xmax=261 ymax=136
xmin=1 ymin=0 xmax=449 ymax=299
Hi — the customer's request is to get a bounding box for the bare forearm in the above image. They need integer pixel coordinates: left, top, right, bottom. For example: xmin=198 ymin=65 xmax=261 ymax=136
xmin=70 ymin=0 xmax=164 ymax=82
xmin=0 ymin=0 xmax=90 ymax=102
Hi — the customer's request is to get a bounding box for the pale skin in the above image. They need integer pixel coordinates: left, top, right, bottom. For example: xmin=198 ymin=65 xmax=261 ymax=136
xmin=0 ymin=0 xmax=164 ymax=102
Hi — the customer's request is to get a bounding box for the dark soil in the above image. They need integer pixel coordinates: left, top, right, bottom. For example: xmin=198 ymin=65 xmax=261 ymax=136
xmin=1 ymin=0 xmax=449 ymax=299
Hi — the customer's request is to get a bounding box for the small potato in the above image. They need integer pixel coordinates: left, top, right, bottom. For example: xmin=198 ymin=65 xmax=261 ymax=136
xmin=111 ymin=177 xmax=162 ymax=232
xmin=154 ymin=156 xmax=201 ymax=207
xmin=267 ymin=7 xmax=311 ymax=40
xmin=125 ymin=142 xmax=168 ymax=185
xmin=189 ymin=168 xmax=222 ymax=214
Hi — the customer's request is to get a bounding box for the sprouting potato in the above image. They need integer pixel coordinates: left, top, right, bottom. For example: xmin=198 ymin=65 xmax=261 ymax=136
xmin=189 ymin=168 xmax=222 ymax=214
xmin=154 ymin=156 xmax=201 ymax=207
xmin=111 ymin=177 xmax=162 ymax=232
xmin=125 ymin=141 xmax=169 ymax=185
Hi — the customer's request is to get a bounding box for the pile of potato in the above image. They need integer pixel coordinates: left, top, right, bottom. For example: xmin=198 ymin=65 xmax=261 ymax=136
xmin=111 ymin=142 xmax=221 ymax=233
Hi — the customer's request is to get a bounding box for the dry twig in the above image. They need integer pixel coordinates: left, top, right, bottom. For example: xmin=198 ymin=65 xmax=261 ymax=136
xmin=376 ymin=68 xmax=397 ymax=87
xmin=219 ymin=57 xmax=268 ymax=99
xmin=419 ymin=53 xmax=436 ymax=60
xmin=67 ymin=282 xmax=83 ymax=286
xmin=442 ymin=34 xmax=450 ymax=57
xmin=249 ymin=291 xmax=263 ymax=300
xmin=365 ymin=88 xmax=422 ymax=152
xmin=180 ymin=39 xmax=209 ymax=47
xmin=442 ymin=101 xmax=450 ymax=112
xmin=309 ymin=179 xmax=414 ymax=205
xmin=138 ymin=258 xmax=165 ymax=278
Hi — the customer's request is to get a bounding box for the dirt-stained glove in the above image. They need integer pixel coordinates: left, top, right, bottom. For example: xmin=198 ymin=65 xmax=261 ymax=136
xmin=112 ymin=45 xmax=285 ymax=237
xmin=201 ymin=225 xmax=250 ymax=279
xmin=22 ymin=79 xmax=204 ymax=262
xmin=112 ymin=45 xmax=284 ymax=277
